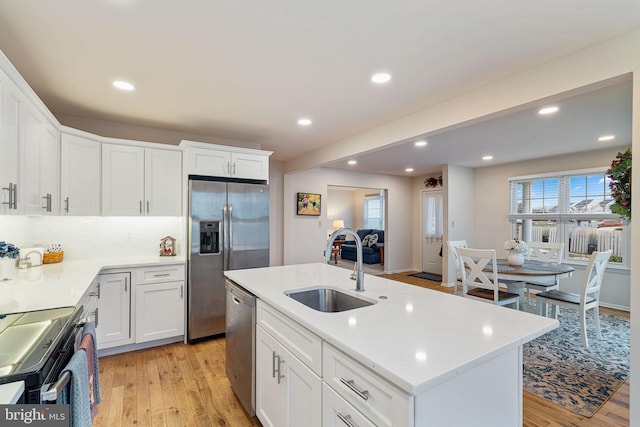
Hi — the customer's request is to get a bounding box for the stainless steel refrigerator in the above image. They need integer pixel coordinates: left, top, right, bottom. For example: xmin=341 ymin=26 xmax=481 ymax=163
xmin=188 ymin=177 xmax=269 ymax=342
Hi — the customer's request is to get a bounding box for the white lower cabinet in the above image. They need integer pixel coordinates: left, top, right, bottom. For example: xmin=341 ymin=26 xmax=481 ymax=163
xmin=135 ymin=280 xmax=184 ymax=343
xmin=96 ymin=272 xmax=132 ymax=349
xmin=256 ymin=325 xmax=321 ymax=427
xmin=96 ymin=264 xmax=185 ymax=352
xmin=255 ymin=301 xmax=413 ymax=427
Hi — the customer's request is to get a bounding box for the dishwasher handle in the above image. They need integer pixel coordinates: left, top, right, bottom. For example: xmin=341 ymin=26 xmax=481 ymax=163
xmin=225 ymin=280 xmax=256 ymax=307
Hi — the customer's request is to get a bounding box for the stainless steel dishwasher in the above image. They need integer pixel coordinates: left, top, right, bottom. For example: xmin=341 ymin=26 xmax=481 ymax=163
xmin=225 ymin=279 xmax=256 ymax=416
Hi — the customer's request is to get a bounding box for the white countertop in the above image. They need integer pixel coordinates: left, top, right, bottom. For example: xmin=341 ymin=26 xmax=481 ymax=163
xmin=0 ymin=256 xmax=185 ymax=315
xmin=224 ymin=263 xmax=558 ymax=395
xmin=0 ymin=381 xmax=24 ymax=404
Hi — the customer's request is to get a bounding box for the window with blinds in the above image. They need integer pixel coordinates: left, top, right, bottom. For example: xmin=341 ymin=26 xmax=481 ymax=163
xmin=509 ymin=168 xmax=627 ymax=267
xmin=364 ymin=195 xmax=385 ymax=230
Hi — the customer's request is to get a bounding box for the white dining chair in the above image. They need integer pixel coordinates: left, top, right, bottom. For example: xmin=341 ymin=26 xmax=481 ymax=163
xmin=524 ymin=241 xmax=565 ymax=304
xmin=535 ymin=250 xmax=612 ymax=347
xmin=447 ymin=240 xmax=467 ymax=296
xmin=456 ymin=247 xmax=519 ymax=309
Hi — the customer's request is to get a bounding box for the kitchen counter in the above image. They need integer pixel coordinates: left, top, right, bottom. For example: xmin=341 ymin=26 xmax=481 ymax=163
xmin=0 ymin=256 xmax=185 ymax=315
xmin=224 ymin=262 xmax=558 ymax=395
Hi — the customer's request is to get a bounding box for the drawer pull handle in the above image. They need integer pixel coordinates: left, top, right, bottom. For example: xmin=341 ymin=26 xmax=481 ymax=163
xmin=153 ymin=273 xmax=171 ymax=277
xmin=271 ymin=351 xmax=286 ymax=384
xmin=277 ymin=356 xmax=285 ymax=384
xmin=272 ymin=351 xmax=278 ymax=378
xmin=337 ymin=412 xmax=356 ymax=427
xmin=340 ymin=378 xmax=369 ymax=401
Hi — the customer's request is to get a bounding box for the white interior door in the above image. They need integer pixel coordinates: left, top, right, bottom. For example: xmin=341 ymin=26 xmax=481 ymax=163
xmin=421 ymin=190 xmax=444 ymax=275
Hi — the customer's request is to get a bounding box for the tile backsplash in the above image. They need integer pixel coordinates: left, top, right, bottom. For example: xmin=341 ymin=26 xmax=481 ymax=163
xmin=0 ymin=216 xmax=185 ymax=260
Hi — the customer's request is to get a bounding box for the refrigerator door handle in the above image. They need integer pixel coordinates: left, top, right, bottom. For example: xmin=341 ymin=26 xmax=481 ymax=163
xmin=228 ymin=204 xmax=233 ymax=269
xmin=223 ymin=204 xmax=229 ymax=270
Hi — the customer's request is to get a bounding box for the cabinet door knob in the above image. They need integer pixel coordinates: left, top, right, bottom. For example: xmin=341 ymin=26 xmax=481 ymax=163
xmin=64 ymin=197 xmax=70 ymax=213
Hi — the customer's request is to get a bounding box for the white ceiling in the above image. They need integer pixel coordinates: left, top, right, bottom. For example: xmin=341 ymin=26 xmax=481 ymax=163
xmin=0 ymin=1 xmax=638 ymax=172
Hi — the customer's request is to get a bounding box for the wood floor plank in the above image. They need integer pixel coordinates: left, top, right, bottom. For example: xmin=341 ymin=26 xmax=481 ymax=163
xmin=146 ymin=346 xmax=167 ymax=427
xmin=121 ymin=351 xmax=138 ymax=426
xmin=135 ymin=349 xmax=151 ymax=427
xmin=106 ymin=385 xmax=124 ymax=427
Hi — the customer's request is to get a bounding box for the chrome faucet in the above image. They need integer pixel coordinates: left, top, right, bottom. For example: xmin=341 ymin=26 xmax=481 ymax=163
xmin=326 ymin=228 xmax=365 ymax=292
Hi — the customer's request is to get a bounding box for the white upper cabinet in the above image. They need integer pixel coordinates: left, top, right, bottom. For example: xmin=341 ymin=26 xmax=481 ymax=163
xmin=60 ymin=132 xmax=101 ymax=215
xmin=1 ymin=56 xmax=59 ymax=216
xmin=102 ymin=144 xmax=145 ymax=216
xmin=19 ymin=102 xmax=59 ymax=215
xmin=102 ymin=144 xmax=181 ymax=216
xmin=181 ymin=141 xmax=271 ymax=181
xmin=0 ymin=68 xmax=21 ymax=215
xmin=231 ymin=152 xmax=269 ymax=181
xmin=144 ymin=148 xmax=182 ymax=216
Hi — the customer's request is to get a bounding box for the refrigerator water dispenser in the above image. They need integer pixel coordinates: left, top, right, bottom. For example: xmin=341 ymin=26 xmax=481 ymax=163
xmin=200 ymin=221 xmax=220 ymax=254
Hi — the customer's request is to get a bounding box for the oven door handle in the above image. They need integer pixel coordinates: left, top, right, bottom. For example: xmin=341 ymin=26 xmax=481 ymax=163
xmin=41 ymin=371 xmax=71 ymax=402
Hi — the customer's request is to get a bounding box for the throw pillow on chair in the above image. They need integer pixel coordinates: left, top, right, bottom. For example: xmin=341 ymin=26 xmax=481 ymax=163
xmin=368 ymin=234 xmax=378 ymax=247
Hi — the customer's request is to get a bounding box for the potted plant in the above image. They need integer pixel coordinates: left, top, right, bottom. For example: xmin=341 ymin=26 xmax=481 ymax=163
xmin=607 ymin=148 xmax=631 ymax=221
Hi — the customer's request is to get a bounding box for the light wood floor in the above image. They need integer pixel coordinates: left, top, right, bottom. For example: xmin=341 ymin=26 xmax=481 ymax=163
xmin=94 ymin=272 xmax=629 ymax=427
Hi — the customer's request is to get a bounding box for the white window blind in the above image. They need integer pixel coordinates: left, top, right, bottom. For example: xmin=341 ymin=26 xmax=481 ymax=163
xmin=508 ymin=168 xmax=628 ymax=267
xmin=364 ymin=195 xmax=384 ymax=230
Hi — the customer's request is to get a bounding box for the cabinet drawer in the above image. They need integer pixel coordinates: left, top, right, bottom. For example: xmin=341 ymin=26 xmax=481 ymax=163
xmin=136 ymin=264 xmax=185 ymax=284
xmin=323 ymin=382 xmax=376 ymax=427
xmin=323 ymin=344 xmax=413 ymax=427
xmin=257 ymin=300 xmax=322 ymax=376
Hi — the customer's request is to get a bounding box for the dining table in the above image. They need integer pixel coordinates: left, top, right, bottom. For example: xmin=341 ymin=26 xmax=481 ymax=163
xmin=486 ymin=259 xmax=575 ymax=313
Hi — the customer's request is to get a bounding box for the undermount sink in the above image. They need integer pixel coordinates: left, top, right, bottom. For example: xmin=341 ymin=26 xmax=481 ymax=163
xmin=284 ymin=286 xmax=376 ymax=313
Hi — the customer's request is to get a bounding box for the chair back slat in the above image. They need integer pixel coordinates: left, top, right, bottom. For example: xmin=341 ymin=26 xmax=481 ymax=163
xmin=447 ymin=240 xmax=467 ymax=279
xmin=582 ymin=250 xmax=611 ymax=302
xmin=527 ymin=241 xmax=565 ymax=264
xmin=456 ymin=247 xmax=499 ymax=300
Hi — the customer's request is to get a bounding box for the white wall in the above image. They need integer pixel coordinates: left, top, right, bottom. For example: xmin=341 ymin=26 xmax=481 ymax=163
xmin=283 ymin=168 xmax=413 ymax=273
xmin=443 ymin=165 xmax=475 ymax=285
xmin=327 ymin=188 xmax=356 ymax=235
xmin=269 ymin=160 xmax=285 ymax=266
xmin=473 ymin=147 xmax=630 ymax=310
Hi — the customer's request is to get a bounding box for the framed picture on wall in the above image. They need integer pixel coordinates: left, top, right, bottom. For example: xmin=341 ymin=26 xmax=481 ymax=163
xmin=296 ymin=192 xmax=321 ymax=216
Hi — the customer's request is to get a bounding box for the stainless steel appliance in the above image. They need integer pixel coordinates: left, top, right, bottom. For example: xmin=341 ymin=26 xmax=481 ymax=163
xmin=188 ymin=176 xmax=269 ymax=342
xmin=0 ymin=306 xmax=83 ymax=403
xmin=225 ymin=279 xmax=256 ymax=415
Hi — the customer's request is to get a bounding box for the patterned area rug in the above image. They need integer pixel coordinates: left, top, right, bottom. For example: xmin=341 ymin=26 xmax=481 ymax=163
xmin=523 ymin=308 xmax=630 ymax=417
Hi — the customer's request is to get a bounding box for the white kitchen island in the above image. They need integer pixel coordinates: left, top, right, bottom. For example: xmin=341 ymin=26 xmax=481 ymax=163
xmin=225 ymin=263 xmax=558 ymax=427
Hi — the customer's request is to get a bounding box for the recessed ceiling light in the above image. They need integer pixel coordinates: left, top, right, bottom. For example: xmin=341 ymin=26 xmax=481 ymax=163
xmin=405 ymin=168 xmax=414 ymax=172
xmin=371 ymin=72 xmax=391 ymax=84
xmin=297 ymin=118 xmax=312 ymax=126
xmin=482 ymin=155 xmax=494 ymax=161
xmin=538 ymin=106 xmax=559 ymax=115
xmin=348 ymin=160 xmax=357 ymax=165
xmin=598 ymin=135 xmax=615 ymax=142
xmin=112 ymin=80 xmax=135 ymax=91
xmin=414 ymin=140 xmax=427 ymax=147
